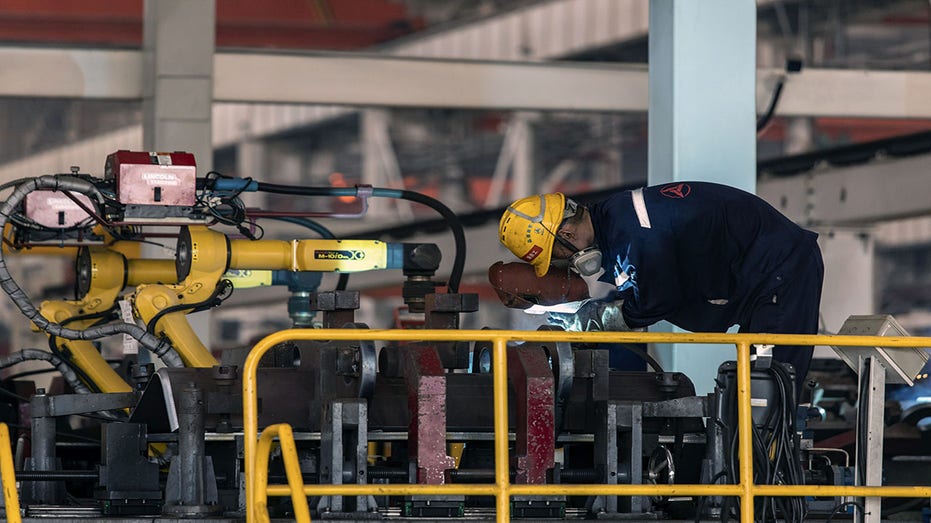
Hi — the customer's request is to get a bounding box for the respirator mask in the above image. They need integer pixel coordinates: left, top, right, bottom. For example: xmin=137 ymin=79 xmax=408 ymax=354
xmin=554 ymin=234 xmax=603 ymax=277
xmin=553 ymin=198 xmax=603 ymax=277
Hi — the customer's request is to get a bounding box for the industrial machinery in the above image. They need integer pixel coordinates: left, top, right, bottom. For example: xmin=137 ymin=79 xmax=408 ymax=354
xmin=0 ymin=151 xmax=928 ymax=522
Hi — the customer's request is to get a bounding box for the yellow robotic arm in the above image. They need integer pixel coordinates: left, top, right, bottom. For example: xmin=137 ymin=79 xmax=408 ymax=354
xmin=132 ymin=226 xmax=227 ymax=368
xmin=38 ymin=246 xmax=177 ymax=393
xmin=133 ymin=224 xmax=429 ymax=368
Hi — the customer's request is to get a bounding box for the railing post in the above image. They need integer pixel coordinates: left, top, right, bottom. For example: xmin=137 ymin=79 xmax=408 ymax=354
xmin=492 ymin=337 xmax=511 ymax=522
xmin=244 ymin=338 xmax=276 ymax=523
xmin=237 ymin=329 xmax=931 ymax=518
xmin=1 ymin=423 xmax=23 ymax=523
xmin=736 ymin=342 xmax=755 ymax=523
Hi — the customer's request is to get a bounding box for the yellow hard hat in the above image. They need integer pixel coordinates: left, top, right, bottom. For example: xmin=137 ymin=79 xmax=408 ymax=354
xmin=498 ymin=193 xmax=565 ymax=277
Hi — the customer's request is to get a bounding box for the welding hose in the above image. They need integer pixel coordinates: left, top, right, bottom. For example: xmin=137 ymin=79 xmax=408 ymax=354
xmin=0 ymin=176 xmax=183 ymax=368
xmin=212 ymin=179 xmax=466 ymax=293
xmin=0 ymin=349 xmax=90 ymax=394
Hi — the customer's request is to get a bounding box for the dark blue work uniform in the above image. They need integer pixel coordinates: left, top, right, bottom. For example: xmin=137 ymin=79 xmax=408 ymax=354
xmin=590 ymin=181 xmax=823 ymax=389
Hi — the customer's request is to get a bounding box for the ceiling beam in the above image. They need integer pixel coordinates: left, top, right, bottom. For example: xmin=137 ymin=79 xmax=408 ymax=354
xmin=758 ymin=152 xmax=931 ymax=225
xmin=213 ymin=52 xmax=648 ymax=112
xmin=1 ymin=46 xmax=931 ymax=118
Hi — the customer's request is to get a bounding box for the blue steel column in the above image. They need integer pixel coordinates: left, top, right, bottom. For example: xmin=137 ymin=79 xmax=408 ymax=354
xmin=647 ymin=0 xmax=757 ymax=394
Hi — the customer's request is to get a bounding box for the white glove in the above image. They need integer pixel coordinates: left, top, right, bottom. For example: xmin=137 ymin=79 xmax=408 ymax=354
xmin=547 ymin=299 xmax=630 ymax=332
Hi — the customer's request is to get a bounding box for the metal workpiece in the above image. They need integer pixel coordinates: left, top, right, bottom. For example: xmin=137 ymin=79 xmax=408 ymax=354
xmin=131 ymin=367 xmax=244 ymax=434
xmin=309 ymin=290 xmax=360 ymax=329
xmin=536 ymin=325 xmax=574 ymax=432
xmin=506 ymin=345 xmax=555 ymax=485
xmin=163 ymin=382 xmax=222 ymax=517
xmin=424 ymin=293 xmax=478 ymax=369
xmin=401 ymin=344 xmax=455 ymax=485
xmin=96 ymin=423 xmax=160 ymax=514
xmin=642 ymin=395 xmax=708 ymax=418
xmin=30 ymin=391 xmax=137 ymax=418
xmin=25 ymin=390 xmax=136 ymax=505
xmin=318 ymin=399 xmax=377 ymax=515
xmin=24 ymin=391 xmax=59 ymax=505
xmin=575 ymin=348 xmax=612 ymax=402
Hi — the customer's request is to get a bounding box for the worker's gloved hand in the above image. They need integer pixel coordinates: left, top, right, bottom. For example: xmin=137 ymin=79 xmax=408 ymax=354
xmin=547 ymin=299 xmax=630 ymax=332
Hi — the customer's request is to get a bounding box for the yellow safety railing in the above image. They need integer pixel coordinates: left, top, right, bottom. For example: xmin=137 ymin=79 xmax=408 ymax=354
xmin=242 ymin=329 xmax=931 ymax=523
xmin=254 ymin=423 xmax=312 ymax=523
xmin=0 ymin=422 xmax=23 ymax=523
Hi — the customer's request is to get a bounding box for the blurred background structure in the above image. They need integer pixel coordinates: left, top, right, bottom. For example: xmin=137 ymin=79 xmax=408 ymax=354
xmin=0 ymin=0 xmax=930 ymax=356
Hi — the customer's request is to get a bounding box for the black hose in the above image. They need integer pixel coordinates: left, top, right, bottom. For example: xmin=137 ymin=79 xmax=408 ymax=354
xmin=0 ymin=176 xmax=183 ymax=367
xmin=254 ymin=182 xmax=465 ymax=293
xmin=757 ymin=77 xmax=786 ymax=133
xmin=0 ymin=348 xmax=90 ymax=394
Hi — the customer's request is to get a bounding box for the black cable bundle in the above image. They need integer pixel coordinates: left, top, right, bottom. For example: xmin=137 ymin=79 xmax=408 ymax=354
xmin=717 ymin=359 xmax=808 ymax=523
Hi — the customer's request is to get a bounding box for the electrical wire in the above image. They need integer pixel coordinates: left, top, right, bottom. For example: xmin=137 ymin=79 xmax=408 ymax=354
xmin=2 ymin=367 xmax=55 ymax=382
xmin=145 ymin=279 xmax=234 ymax=334
xmin=249 ymin=181 xmax=467 ymax=293
xmin=45 ymin=306 xmax=122 ymax=394
xmin=717 ymin=359 xmax=806 ymax=523
xmin=46 ymin=336 xmax=99 ymax=394
xmin=0 ymin=176 xmax=183 ymax=367
xmin=757 ymin=77 xmax=786 ymax=133
xmin=0 ymin=386 xmax=27 ymax=403
xmin=825 ymin=501 xmax=865 ymax=523
xmin=198 ymin=171 xmax=262 ymax=239
xmin=0 ymin=421 xmax=101 ymax=445
xmin=0 ymin=348 xmax=90 ymax=394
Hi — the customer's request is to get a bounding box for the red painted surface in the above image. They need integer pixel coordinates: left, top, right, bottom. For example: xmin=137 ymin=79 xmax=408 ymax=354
xmin=402 ymin=344 xmax=455 ymax=484
xmin=759 ymin=117 xmax=931 ymax=144
xmin=507 ymin=345 xmax=555 ymax=484
xmin=0 ymin=0 xmax=423 ymax=49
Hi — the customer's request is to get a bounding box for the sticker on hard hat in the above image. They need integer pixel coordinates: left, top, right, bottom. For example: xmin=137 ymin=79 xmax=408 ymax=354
xmin=521 ymin=245 xmax=543 ymax=262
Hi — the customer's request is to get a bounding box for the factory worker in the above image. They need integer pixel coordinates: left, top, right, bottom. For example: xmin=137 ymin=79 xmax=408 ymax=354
xmin=495 ymin=182 xmax=824 ymax=391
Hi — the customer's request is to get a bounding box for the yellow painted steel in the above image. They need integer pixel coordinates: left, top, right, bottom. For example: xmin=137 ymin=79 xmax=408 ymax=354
xmin=268 ymin=483 xmax=744 ymax=497
xmin=36 ymin=251 xmax=175 ymax=393
xmin=132 ymin=226 xmax=226 ymax=368
xmin=0 ymin=423 xmax=22 ymax=523
xmin=448 ymin=442 xmax=465 ymax=468
xmin=242 ymin=328 xmax=931 ymax=523
xmin=126 ymin=258 xmax=176 ymax=285
xmin=492 ymin=338 xmax=510 ymax=521
xmin=736 ymin=342 xmax=755 ymax=523
xmin=38 ymin=248 xmax=136 ymax=393
xmin=255 ymin=424 xmax=311 ymax=523
xmin=229 ymin=238 xmax=388 ymax=273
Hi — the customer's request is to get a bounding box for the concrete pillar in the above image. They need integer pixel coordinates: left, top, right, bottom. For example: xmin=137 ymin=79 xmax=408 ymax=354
xmin=647 ymin=0 xmax=756 ymax=394
xmin=510 ymin=112 xmax=535 ymax=199
xmin=143 ymin=0 xmax=214 ymax=166
xmin=142 ymin=0 xmax=216 ymax=350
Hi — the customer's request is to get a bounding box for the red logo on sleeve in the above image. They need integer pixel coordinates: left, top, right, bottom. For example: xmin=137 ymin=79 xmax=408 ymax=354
xmin=660 ymin=183 xmax=691 ymax=199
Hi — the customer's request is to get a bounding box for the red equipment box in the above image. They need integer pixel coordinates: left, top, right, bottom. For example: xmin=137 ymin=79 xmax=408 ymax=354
xmin=23 ymin=191 xmax=94 ymax=228
xmin=104 ymin=150 xmax=196 ymax=206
